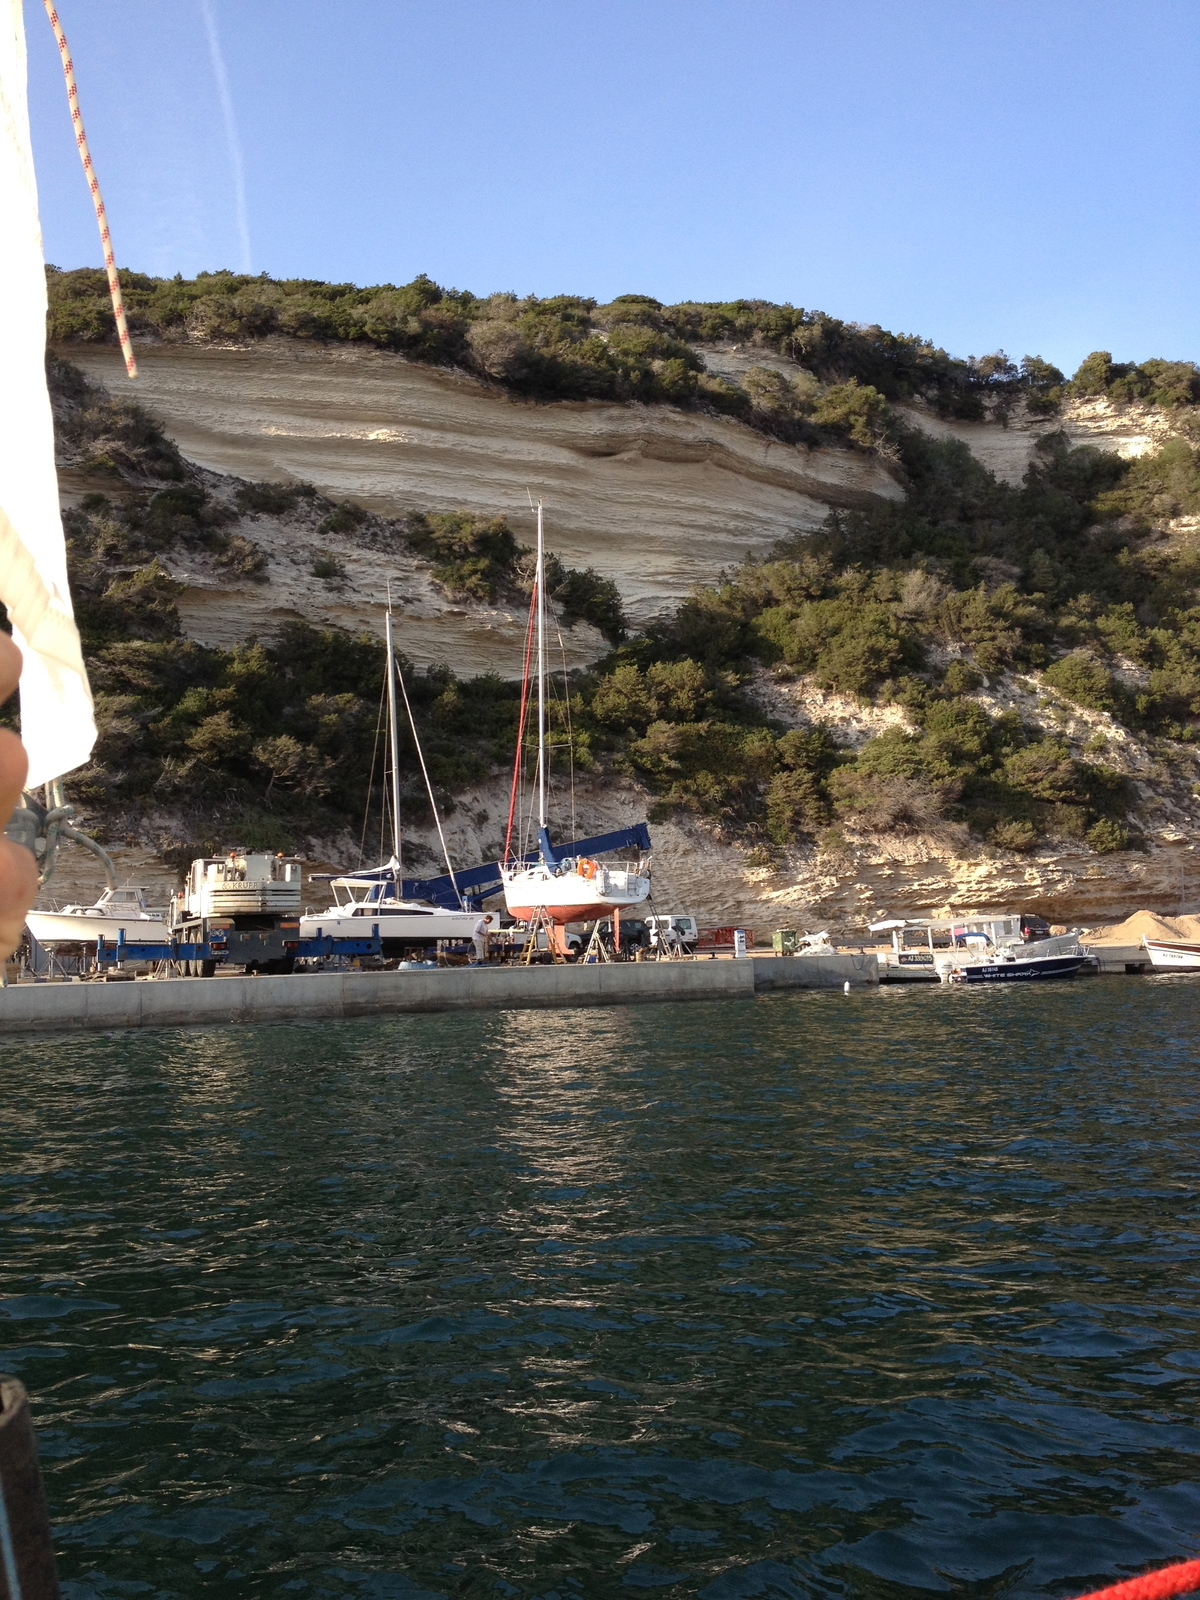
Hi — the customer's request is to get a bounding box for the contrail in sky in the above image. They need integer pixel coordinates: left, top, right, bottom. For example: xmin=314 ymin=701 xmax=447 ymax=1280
xmin=199 ymin=0 xmax=253 ymax=272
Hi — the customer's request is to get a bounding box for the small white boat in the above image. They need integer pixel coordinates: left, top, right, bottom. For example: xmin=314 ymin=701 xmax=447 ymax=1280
xmin=500 ymin=503 xmax=650 ymax=926
xmin=26 ymin=886 xmax=168 ymax=947
xmin=1142 ymin=936 xmax=1200 ymax=971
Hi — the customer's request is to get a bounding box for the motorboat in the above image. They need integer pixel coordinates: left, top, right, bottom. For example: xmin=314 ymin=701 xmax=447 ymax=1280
xmin=1142 ymin=935 xmax=1200 ymax=971
xmin=870 ymin=913 xmax=1056 ymax=982
xmin=26 ymin=886 xmax=168 ymax=947
xmin=500 ymin=503 xmax=650 ymax=925
xmin=937 ymin=931 xmax=1090 ymax=983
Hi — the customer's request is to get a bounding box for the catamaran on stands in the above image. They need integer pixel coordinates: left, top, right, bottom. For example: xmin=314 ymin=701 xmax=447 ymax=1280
xmin=298 ymin=599 xmax=486 ymax=956
xmin=500 ymin=503 xmax=650 ymax=925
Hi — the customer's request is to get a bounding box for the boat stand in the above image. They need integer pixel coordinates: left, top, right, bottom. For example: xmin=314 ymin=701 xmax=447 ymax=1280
xmin=521 ymin=907 xmax=564 ymax=965
xmin=581 ymin=922 xmax=614 ymax=964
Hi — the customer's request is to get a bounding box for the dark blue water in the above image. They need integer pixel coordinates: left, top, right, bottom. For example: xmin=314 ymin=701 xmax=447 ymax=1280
xmin=3 ymin=979 xmax=1200 ymax=1599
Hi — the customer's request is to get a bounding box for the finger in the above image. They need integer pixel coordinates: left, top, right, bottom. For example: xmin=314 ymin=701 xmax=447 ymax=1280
xmin=0 ymin=727 xmax=29 ymax=821
xmin=0 ymin=835 xmax=38 ymax=963
xmin=0 ymin=632 xmax=21 ymax=706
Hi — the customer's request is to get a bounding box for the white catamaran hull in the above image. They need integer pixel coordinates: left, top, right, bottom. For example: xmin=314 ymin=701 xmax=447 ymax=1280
xmin=1143 ymin=938 xmax=1200 ymax=970
xmin=300 ymin=907 xmax=484 ymax=943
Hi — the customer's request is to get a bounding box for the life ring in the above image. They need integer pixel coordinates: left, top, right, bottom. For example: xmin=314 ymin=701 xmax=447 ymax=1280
xmin=578 ymin=858 xmax=597 ymax=880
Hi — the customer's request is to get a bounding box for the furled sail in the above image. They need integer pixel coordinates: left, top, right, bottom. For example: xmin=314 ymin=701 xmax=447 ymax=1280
xmin=0 ymin=0 xmax=96 ymax=786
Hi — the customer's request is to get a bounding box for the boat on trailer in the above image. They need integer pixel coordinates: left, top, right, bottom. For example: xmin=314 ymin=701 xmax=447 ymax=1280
xmin=499 ymin=503 xmax=649 ymax=926
xmin=26 ymin=886 xmax=168 ymax=947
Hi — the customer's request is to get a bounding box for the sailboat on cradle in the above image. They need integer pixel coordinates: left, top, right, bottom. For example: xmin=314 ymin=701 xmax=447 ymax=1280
xmin=501 ymin=503 xmax=651 ymax=924
xmin=299 ymin=600 xmax=487 ymax=954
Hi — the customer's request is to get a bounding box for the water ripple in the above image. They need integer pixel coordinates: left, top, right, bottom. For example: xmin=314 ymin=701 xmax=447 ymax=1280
xmin=2 ymin=979 xmax=1199 ymax=1597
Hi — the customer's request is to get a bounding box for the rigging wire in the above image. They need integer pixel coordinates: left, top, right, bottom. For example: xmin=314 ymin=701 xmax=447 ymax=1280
xmin=357 ymin=677 xmax=388 ymax=867
xmin=504 ymin=583 xmax=538 ymax=863
xmin=552 ymin=616 xmax=578 ymax=842
xmin=394 ymin=658 xmax=462 ymax=905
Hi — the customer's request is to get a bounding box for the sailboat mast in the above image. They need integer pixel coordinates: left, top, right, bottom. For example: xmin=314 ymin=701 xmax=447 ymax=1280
xmin=535 ymin=501 xmax=547 ymax=831
xmin=385 ymin=602 xmax=403 ymax=871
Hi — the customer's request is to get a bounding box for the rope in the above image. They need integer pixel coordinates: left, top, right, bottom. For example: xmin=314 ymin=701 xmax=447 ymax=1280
xmin=503 ymin=582 xmax=538 ymax=863
xmin=1069 ymin=1561 xmax=1200 ymax=1600
xmin=42 ymin=1 xmax=137 ymax=378
xmin=394 ymin=659 xmax=461 ymax=903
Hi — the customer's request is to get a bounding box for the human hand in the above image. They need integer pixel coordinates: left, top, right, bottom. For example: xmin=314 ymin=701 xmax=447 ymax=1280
xmin=0 ymin=634 xmax=38 ymax=961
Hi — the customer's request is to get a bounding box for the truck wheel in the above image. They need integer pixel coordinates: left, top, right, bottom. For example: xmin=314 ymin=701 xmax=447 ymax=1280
xmin=200 ymin=960 xmax=217 ymax=978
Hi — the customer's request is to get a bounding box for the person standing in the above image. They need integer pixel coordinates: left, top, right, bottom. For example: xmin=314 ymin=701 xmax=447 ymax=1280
xmin=472 ymin=913 xmax=491 ymax=964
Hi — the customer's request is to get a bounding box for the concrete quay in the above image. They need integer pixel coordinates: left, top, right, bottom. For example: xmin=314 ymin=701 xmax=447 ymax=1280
xmin=0 ymin=952 xmax=877 ymax=1036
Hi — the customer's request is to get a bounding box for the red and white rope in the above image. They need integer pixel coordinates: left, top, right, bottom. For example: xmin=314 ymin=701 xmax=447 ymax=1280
xmin=41 ymin=1 xmax=137 ymax=378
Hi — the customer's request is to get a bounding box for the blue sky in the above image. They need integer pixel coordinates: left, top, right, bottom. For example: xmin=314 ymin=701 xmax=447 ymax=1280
xmin=26 ymin=0 xmax=1200 ymax=375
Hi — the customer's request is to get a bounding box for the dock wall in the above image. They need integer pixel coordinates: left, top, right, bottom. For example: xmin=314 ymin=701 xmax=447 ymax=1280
xmin=0 ymin=952 xmax=876 ymax=1036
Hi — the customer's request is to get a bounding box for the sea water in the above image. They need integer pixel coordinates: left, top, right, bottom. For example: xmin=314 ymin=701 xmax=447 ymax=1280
xmin=2 ymin=978 xmax=1199 ymax=1599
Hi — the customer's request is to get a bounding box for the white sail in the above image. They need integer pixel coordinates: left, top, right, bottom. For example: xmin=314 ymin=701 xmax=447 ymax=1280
xmin=0 ymin=0 xmax=96 ymax=785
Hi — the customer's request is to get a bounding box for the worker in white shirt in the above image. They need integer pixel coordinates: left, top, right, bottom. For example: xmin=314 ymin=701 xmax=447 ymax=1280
xmin=472 ymin=914 xmax=491 ymax=964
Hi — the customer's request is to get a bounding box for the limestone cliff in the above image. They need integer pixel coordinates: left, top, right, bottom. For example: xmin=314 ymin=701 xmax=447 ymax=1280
xmin=39 ymin=336 xmax=1200 ymax=936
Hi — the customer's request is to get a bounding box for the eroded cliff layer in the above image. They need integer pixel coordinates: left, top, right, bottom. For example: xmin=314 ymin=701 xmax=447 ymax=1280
xmin=59 ymin=341 xmax=903 ymax=663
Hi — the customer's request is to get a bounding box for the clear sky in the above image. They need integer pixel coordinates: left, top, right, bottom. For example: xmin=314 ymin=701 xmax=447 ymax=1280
xmin=25 ymin=0 xmax=1200 ymax=376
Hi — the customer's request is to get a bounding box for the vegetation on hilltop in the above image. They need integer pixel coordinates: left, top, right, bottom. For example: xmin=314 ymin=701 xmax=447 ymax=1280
xmin=48 ymin=266 xmax=1106 ymax=443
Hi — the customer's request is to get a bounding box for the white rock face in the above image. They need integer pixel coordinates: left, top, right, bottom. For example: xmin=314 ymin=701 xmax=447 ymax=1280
xmin=61 ymin=340 xmax=904 ymax=670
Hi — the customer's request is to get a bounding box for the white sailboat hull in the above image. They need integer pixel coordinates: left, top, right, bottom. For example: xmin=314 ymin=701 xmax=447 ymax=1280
xmin=502 ymin=866 xmax=650 ymax=925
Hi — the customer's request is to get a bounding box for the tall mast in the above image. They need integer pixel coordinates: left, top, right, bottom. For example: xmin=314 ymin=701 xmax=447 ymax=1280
xmin=385 ymin=596 xmax=402 ymax=872
xmin=535 ymin=501 xmax=547 ymax=833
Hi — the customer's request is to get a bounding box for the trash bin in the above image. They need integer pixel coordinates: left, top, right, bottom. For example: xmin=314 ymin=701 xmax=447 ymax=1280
xmin=772 ymin=928 xmax=798 ymax=955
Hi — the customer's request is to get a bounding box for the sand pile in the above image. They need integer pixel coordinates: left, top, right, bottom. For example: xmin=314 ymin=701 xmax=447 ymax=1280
xmin=1085 ymin=909 xmax=1200 ymax=944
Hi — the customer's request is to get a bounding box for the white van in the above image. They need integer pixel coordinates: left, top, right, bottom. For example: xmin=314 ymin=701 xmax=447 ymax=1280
xmin=645 ymin=915 xmax=699 ymax=952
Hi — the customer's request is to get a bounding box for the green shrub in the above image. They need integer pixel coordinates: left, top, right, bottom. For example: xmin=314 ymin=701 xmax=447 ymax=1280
xmin=1041 ymin=651 xmax=1119 ymax=713
xmin=311 ymin=552 xmax=348 ymax=582
xmin=989 ymin=818 xmax=1039 ymax=852
xmin=550 ymin=566 xmax=626 ymax=642
xmin=236 ymin=481 xmax=301 ymax=514
xmin=942 ymin=659 xmax=983 ymax=694
xmin=1086 ymin=817 xmax=1128 ymax=853
xmin=808 ymin=380 xmax=893 ymax=448
xmin=317 ymin=500 xmax=370 ymax=535
xmin=404 ymin=511 xmax=524 ymax=601
xmin=215 ymin=534 xmax=268 ymax=580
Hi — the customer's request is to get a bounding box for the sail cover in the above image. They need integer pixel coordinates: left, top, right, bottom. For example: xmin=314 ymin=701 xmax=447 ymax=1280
xmin=0 ymin=0 xmax=96 ymax=786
